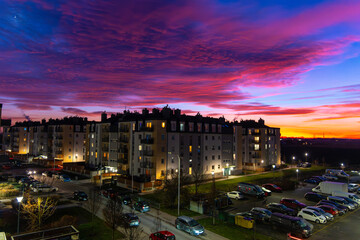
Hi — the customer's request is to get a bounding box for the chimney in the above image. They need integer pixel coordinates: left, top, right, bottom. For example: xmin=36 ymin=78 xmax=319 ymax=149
xmin=258 ymin=118 xmax=265 ymax=126
xmin=142 ymin=108 xmax=149 ymax=115
xmin=101 ymin=111 xmax=107 ymax=122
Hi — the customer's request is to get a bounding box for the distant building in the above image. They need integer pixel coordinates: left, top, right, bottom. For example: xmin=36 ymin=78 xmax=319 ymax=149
xmin=2 ymin=106 xmax=281 ymax=181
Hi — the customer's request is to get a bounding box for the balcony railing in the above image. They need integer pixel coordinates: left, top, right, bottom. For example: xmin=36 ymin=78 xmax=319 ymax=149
xmin=141 ymin=150 xmax=153 ymax=156
xmin=140 ymin=162 xmax=155 ymax=169
xmin=139 ymin=126 xmax=154 ymax=132
xmin=119 ymin=148 xmax=128 ymax=154
xmin=141 ymin=138 xmax=154 ymax=144
xmin=119 ymin=127 xmax=129 ymax=132
xmin=120 ymin=137 xmax=129 ymax=143
xmin=102 ymin=147 xmax=108 ymax=152
xmin=101 ymin=137 xmax=109 ymax=142
xmin=118 ymin=158 xmax=128 ymax=164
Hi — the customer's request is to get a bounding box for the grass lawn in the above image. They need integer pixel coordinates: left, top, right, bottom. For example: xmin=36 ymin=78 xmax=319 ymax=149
xmin=50 ymin=207 xmax=124 ymax=240
xmin=160 ymin=207 xmax=200 ymax=217
xmin=198 ymin=217 xmax=275 ymax=240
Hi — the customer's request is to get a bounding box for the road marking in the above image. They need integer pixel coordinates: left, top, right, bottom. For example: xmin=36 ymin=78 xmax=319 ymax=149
xmin=312 ymin=207 xmax=360 ymax=236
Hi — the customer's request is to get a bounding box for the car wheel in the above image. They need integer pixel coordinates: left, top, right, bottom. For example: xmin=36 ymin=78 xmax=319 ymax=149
xmin=236 ymin=197 xmax=239 ymax=200
xmin=315 ymin=219 xmax=320 ymax=223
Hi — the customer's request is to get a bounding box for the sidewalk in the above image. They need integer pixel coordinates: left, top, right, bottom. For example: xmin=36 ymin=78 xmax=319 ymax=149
xmin=146 ymin=208 xmax=229 ymax=240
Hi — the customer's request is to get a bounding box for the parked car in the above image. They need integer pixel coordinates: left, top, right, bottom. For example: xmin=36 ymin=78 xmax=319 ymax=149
xmin=133 ymin=201 xmax=150 ymax=213
xmin=270 ymin=212 xmax=313 ymax=238
xmin=317 ymin=200 xmax=348 ymax=213
xmin=149 ymin=231 xmax=176 ymax=240
xmin=280 ymin=198 xmax=307 ymax=211
xmin=27 ymin=170 xmax=37 ymax=175
xmin=297 ymin=208 xmax=327 ymax=224
xmin=304 ymin=192 xmax=327 ymax=202
xmin=262 ymin=184 xmax=282 ymax=193
xmin=52 ymin=172 xmax=61 ymax=179
xmin=262 ymin=187 xmax=272 ymax=196
xmin=327 ymin=196 xmax=355 ymax=210
xmin=250 ymin=207 xmax=272 ymax=221
xmin=42 ymin=171 xmax=49 ymax=177
xmin=46 ymin=171 xmax=54 ymax=177
xmin=316 ymin=205 xmax=339 ymax=216
xmin=175 ymin=216 xmax=204 ymax=236
xmin=304 ymin=179 xmax=320 ymax=184
xmin=120 ymin=195 xmax=132 ymax=205
xmin=60 ymin=174 xmax=71 ymax=182
xmin=32 ymin=185 xmax=58 ymax=193
xmin=2 ymin=165 xmax=11 ymax=170
xmin=238 ymin=182 xmax=265 ymax=198
xmin=322 ymin=174 xmax=338 ymax=181
xmin=73 ymin=191 xmax=88 ymax=201
xmin=336 ymin=196 xmax=359 ymax=208
xmin=226 ymin=191 xmax=244 ymax=200
xmin=236 ymin=211 xmax=267 ymax=222
xmin=348 ymin=183 xmax=359 ymax=193
xmin=266 ymin=203 xmax=296 ymax=216
xmin=102 ymin=189 xmax=118 ymax=199
xmin=122 ymin=213 xmax=140 ymax=227
xmin=304 ymin=206 xmax=333 ymax=221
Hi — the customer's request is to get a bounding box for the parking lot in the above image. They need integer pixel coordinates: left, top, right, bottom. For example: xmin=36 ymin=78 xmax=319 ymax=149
xmin=224 ymin=181 xmax=360 ymax=239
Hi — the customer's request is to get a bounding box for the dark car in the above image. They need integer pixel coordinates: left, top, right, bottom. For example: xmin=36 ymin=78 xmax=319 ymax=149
xmin=102 ymin=189 xmax=118 ymax=199
xmin=312 ymin=176 xmax=327 ymax=181
xmin=270 ymin=213 xmax=313 ymax=238
xmin=46 ymin=171 xmax=54 ymax=177
xmin=133 ymin=201 xmax=150 ymax=213
xmin=304 ymin=179 xmax=320 ymax=184
xmin=262 ymin=184 xmax=282 ymax=193
xmin=280 ymin=198 xmax=307 ymax=211
xmin=304 ymin=192 xmax=326 ymax=202
xmin=122 ymin=213 xmax=140 ymax=227
xmin=149 ymin=231 xmax=176 ymax=240
xmin=120 ymin=195 xmax=132 ymax=205
xmin=250 ymin=207 xmax=272 ymax=221
xmin=236 ymin=211 xmax=266 ymax=222
xmin=175 ymin=216 xmax=204 ymax=236
xmin=73 ymin=191 xmax=88 ymax=201
xmin=266 ymin=203 xmax=296 ymax=216
xmin=317 ymin=200 xmax=347 ymax=214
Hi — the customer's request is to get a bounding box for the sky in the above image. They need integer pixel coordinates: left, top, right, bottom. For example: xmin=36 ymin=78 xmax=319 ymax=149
xmin=0 ymin=0 xmax=360 ymax=138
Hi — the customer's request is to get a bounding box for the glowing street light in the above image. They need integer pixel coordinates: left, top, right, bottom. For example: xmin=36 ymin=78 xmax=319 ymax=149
xmin=296 ymin=169 xmax=299 ymax=181
xmin=305 ymin=153 xmax=308 ymax=162
xmin=16 ymin=196 xmax=24 ymax=234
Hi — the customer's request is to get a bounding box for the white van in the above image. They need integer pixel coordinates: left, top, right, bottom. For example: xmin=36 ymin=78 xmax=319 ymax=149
xmin=332 ymin=192 xmax=360 ymax=204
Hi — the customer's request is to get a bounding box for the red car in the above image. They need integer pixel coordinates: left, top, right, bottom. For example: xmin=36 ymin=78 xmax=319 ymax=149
xmin=2 ymin=165 xmax=11 ymax=170
xmin=280 ymin=198 xmax=307 ymax=211
xmin=317 ymin=205 xmax=338 ymax=216
xmin=149 ymin=231 xmax=175 ymax=240
xmin=262 ymin=183 xmax=282 ymax=193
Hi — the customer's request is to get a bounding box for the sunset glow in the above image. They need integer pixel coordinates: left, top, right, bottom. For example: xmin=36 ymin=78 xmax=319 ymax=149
xmin=1 ymin=0 xmax=359 ymax=138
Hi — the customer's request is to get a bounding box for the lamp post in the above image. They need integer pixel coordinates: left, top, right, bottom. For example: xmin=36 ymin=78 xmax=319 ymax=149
xmin=292 ymin=156 xmax=295 ymax=166
xmin=16 ymin=196 xmax=23 ymax=234
xmin=272 ymin=164 xmax=276 ymax=178
xmin=305 ymin=153 xmax=308 ymax=162
xmin=211 ymin=171 xmax=215 ymax=225
xmin=177 ymin=155 xmax=181 ymax=216
xmin=296 ymin=169 xmax=299 ymax=182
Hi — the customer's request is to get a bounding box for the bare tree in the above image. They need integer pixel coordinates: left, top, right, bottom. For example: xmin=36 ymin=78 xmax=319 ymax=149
xmin=84 ymin=186 xmax=102 ymax=222
xmin=192 ymin=165 xmax=205 ymax=195
xmin=21 ymin=196 xmax=57 ymax=231
xmin=120 ymin=224 xmax=144 ymax=240
xmin=162 ymin=171 xmax=191 ymax=209
xmin=103 ymin=198 xmax=123 ymax=240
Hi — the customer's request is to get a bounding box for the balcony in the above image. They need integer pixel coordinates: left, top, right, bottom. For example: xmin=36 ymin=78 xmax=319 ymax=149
xmin=119 ymin=126 xmax=129 ymax=132
xmin=139 ymin=126 xmax=154 ymax=132
xmin=55 ymin=143 xmax=63 ymax=147
xmin=118 ymin=158 xmax=128 ymax=164
xmin=101 ymin=137 xmax=109 ymax=142
xmin=120 ymin=137 xmax=129 ymax=143
xmin=102 ymin=147 xmax=108 ymax=152
xmin=119 ymin=147 xmax=128 ymax=154
xmin=141 ymin=150 xmax=153 ymax=156
xmin=140 ymin=162 xmax=155 ymax=169
xmin=55 ymin=136 xmax=63 ymax=140
xmin=141 ymin=138 xmax=154 ymax=144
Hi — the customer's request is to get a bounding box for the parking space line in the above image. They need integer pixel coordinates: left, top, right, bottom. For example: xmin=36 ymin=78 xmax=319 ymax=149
xmin=312 ymin=207 xmax=360 ymax=236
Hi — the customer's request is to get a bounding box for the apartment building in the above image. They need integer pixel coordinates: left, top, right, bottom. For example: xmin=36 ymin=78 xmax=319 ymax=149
xmin=234 ymin=119 xmax=281 ymax=171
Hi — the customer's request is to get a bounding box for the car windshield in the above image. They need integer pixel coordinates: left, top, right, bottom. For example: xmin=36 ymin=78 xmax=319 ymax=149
xmin=79 ymin=192 xmax=86 ymax=196
xmin=279 ymin=204 xmax=287 ymax=210
xmin=293 ymin=200 xmax=300 ymax=204
xmin=353 ymin=195 xmax=360 ymax=200
xmin=188 ymin=219 xmax=199 ymax=227
xmin=254 ymin=186 xmax=262 ymax=193
xmin=297 ymin=219 xmax=307 ymax=228
xmin=167 ymin=236 xmax=175 ymax=240
xmin=315 ymin=208 xmax=325 ymax=214
xmin=272 ymin=184 xmax=279 ymax=188
xmin=263 ymin=209 xmax=271 ymax=215
xmin=313 ymin=211 xmax=321 ymax=216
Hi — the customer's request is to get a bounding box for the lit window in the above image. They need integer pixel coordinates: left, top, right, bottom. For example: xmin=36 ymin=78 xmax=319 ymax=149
xmin=91 ymin=152 xmax=93 ymax=156
xmin=104 ymin=153 xmax=106 ymax=157
xmin=180 ymin=122 xmax=185 ymax=131
xmin=189 ymin=145 xmax=192 ymax=153
xmin=254 ymin=144 xmax=260 ymax=151
xmin=254 ymin=137 xmax=260 ymax=142
xmin=255 ymin=129 xmax=259 ymax=133
xmin=146 ymin=122 xmax=152 ymax=128
xmin=162 ymin=122 xmax=166 ymax=128
xmin=133 ymin=123 xmax=135 ymax=131
xmin=91 ymin=134 xmax=94 ymax=139
xmin=139 ymin=145 xmax=142 ymax=151
xmin=189 ymin=167 xmax=192 ymax=175
xmin=95 ymin=152 xmax=97 ymax=158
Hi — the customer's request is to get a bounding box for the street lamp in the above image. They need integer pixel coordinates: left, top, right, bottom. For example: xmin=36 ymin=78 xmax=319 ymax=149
xmin=16 ymin=196 xmax=23 ymax=234
xmin=211 ymin=171 xmax=215 ymax=225
xmin=296 ymin=169 xmax=299 ymax=181
xmin=176 ymin=155 xmax=181 ymax=217
xmin=305 ymin=153 xmax=308 ymax=162
xmin=272 ymin=165 xmax=276 ymax=178
xmin=292 ymin=156 xmax=295 ymax=165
